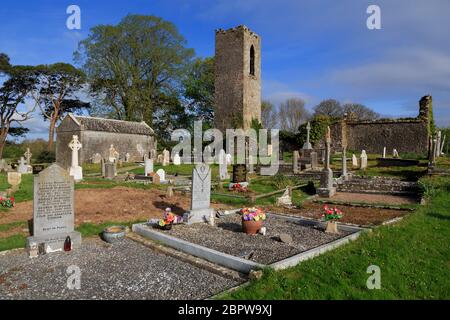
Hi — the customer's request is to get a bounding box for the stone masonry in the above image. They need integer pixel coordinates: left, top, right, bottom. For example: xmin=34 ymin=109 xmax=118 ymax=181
xmin=214 ymin=25 xmax=261 ymax=131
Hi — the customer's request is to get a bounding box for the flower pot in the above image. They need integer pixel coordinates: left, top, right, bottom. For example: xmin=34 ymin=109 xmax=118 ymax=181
xmin=102 ymin=225 xmax=126 ymax=243
xmin=242 ymin=219 xmax=263 ymax=235
xmin=325 ymin=220 xmax=339 ymax=234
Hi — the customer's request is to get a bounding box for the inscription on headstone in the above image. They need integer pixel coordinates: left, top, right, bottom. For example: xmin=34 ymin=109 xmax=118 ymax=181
xmin=26 ymin=164 xmax=81 ymax=255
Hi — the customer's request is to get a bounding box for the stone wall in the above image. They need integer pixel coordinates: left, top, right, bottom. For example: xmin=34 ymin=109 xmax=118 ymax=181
xmin=214 ymin=25 xmax=261 ymax=132
xmin=321 ymin=95 xmax=433 ymax=155
xmin=56 ymin=116 xmax=156 ymax=169
xmin=345 ymin=119 xmax=429 ymax=154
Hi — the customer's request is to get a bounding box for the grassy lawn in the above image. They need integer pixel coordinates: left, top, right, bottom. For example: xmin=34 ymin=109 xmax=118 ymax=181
xmin=220 ymin=175 xmax=450 ymax=299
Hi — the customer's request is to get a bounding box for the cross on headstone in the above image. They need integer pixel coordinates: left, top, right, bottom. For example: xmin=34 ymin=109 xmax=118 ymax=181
xmin=68 ymin=135 xmax=83 ymax=181
xmin=68 ymin=136 xmax=82 ymax=167
xmin=24 ymin=148 xmax=32 ymax=165
xmin=302 ymin=122 xmax=313 ymax=150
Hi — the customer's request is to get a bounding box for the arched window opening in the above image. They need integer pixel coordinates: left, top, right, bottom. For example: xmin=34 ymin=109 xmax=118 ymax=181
xmin=250 ymin=45 xmax=255 ymax=76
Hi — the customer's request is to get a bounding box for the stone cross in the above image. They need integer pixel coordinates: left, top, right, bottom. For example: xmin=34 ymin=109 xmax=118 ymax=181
xmin=324 ymin=126 xmax=331 ymax=170
xmin=302 ymin=122 xmax=313 ymax=150
xmin=68 ymin=135 xmax=83 ymax=181
xmin=24 ymin=148 xmax=32 ymax=165
xmin=69 ymin=136 xmax=82 ymax=168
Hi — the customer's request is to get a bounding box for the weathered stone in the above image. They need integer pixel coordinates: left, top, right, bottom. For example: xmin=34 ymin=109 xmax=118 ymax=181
xmin=310 ymin=151 xmax=318 ymax=170
xmin=360 ymin=150 xmax=368 ymax=169
xmin=8 ymin=172 xmax=21 ymax=186
xmin=214 ymin=25 xmax=261 ymax=131
xmin=149 ymin=172 xmax=160 ymax=184
xmin=17 ymin=157 xmax=29 ymax=174
xmin=156 ymin=169 xmax=165 ymax=182
xmin=24 ymin=148 xmax=32 ymax=165
xmin=26 ymin=164 xmax=81 ymax=255
xmin=104 ymin=163 xmax=116 ymax=179
xmin=293 ymin=151 xmax=300 ymax=174
xmin=173 ymin=153 xmax=181 ymax=165
xmin=183 ymin=163 xmax=213 ymax=224
xmin=276 ymin=187 xmax=292 ymax=207
xmin=218 ymin=149 xmax=230 ymax=180
xmin=91 ymin=153 xmax=102 ymax=164
xmin=144 ymin=159 xmax=153 ymax=176
xmin=56 ymin=114 xmax=156 ymax=169
xmin=279 ymin=233 xmax=293 ymax=244
xmin=352 ymin=154 xmax=358 ymax=167
xmin=162 ymin=149 xmax=170 ymax=166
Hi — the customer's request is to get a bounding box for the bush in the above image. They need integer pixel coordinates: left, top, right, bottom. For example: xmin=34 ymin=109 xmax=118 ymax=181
xmin=35 ymin=150 xmax=55 ymax=164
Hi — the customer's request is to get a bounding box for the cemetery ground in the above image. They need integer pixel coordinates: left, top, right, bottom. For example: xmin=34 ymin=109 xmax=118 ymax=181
xmin=0 ymin=153 xmax=449 ymax=299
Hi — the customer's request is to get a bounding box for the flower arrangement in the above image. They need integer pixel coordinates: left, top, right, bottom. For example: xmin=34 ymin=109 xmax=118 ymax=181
xmin=241 ymin=207 xmax=266 ymax=222
xmin=230 ymin=183 xmax=248 ymax=193
xmin=158 ymin=208 xmax=176 ymax=227
xmin=321 ymin=205 xmax=343 ymax=221
xmin=0 ymin=197 xmax=15 ymax=208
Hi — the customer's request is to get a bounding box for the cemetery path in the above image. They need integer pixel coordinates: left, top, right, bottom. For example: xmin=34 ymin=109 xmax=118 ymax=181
xmin=0 ymin=187 xmax=230 ymax=227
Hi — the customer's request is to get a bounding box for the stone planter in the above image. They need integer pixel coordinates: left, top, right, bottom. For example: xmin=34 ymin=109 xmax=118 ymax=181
xmin=102 ymin=226 xmax=126 ymax=243
xmin=325 ymin=221 xmax=339 ymax=234
xmin=242 ymin=219 xmax=263 ymax=235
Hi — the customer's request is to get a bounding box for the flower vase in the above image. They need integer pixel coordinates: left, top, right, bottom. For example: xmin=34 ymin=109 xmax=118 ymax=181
xmin=325 ymin=220 xmax=339 ymax=234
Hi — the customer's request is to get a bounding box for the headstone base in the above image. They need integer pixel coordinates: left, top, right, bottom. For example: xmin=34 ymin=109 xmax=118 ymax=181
xmin=316 ymin=187 xmax=336 ymax=198
xmin=26 ymin=231 xmax=82 ymax=256
xmin=69 ymin=166 xmax=83 ymax=181
xmin=183 ymin=208 xmax=214 ymax=224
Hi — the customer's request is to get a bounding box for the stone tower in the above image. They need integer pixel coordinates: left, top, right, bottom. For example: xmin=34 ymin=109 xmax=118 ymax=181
xmin=214 ymin=25 xmax=261 ymax=132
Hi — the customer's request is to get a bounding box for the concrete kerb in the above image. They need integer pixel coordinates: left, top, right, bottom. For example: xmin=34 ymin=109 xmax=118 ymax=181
xmin=132 ymin=213 xmax=366 ymax=274
xmin=132 ymin=223 xmax=264 ymax=274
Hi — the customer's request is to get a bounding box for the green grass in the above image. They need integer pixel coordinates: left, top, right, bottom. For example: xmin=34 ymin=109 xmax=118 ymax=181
xmin=0 ymin=234 xmax=27 ymax=252
xmin=0 ymin=220 xmax=146 ymax=252
xmin=220 ymin=176 xmax=450 ymax=300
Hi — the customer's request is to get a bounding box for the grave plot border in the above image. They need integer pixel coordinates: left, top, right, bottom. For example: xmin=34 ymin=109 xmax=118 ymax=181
xmin=132 ymin=213 xmax=365 ymax=274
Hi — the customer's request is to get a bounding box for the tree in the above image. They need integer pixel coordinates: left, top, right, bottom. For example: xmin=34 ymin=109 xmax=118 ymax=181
xmin=31 ymin=63 xmax=90 ymax=151
xmin=313 ymin=99 xmax=343 ymax=118
xmin=278 ymin=98 xmax=310 ymax=132
xmin=261 ymin=100 xmax=278 ymax=129
xmin=183 ymin=57 xmax=214 ymax=125
xmin=0 ymin=55 xmax=36 ymax=159
xmin=342 ymin=103 xmax=380 ymax=120
xmin=75 ymin=14 xmax=194 ymax=125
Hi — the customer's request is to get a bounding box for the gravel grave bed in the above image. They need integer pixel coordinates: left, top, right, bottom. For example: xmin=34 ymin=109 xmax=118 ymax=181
xmin=0 ymin=238 xmax=241 ymax=300
xmin=156 ymin=214 xmax=355 ymax=265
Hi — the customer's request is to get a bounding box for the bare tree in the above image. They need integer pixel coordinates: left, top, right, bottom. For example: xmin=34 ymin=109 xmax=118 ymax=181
xmin=342 ymin=103 xmax=380 ymax=120
xmin=278 ymin=98 xmax=310 ymax=132
xmin=313 ymin=99 xmax=343 ymax=118
xmin=261 ymin=100 xmax=278 ymax=129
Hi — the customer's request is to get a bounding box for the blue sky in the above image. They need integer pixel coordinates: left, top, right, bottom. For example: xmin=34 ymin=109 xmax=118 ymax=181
xmin=1 ymin=0 xmax=449 ymax=140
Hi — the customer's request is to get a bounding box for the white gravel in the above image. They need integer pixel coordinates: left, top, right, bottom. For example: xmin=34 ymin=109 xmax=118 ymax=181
xmin=0 ymin=238 xmax=241 ymax=300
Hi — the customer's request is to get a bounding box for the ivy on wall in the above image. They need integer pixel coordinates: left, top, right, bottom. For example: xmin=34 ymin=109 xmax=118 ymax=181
xmin=297 ymin=115 xmax=338 ymax=147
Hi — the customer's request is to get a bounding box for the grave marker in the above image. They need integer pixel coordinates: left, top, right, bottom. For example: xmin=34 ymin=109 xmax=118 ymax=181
xmin=183 ymin=163 xmax=214 ymax=224
xmin=68 ymin=135 xmax=83 ymax=182
xmin=26 ymin=164 xmax=81 ymax=255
